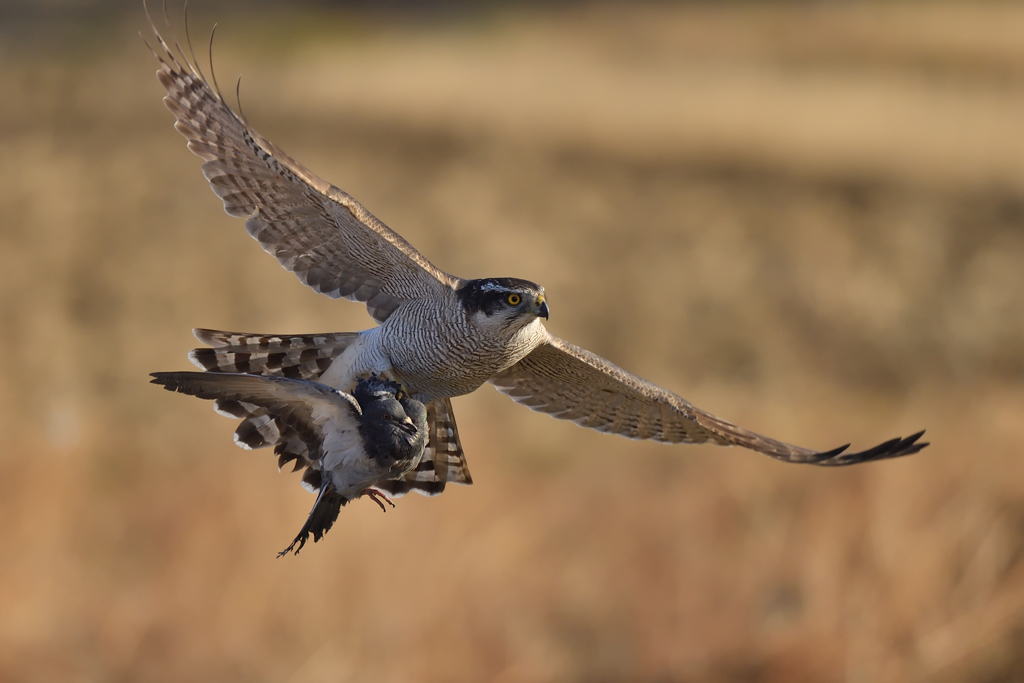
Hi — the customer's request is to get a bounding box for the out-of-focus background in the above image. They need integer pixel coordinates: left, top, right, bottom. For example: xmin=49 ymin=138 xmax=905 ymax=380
xmin=2 ymin=1 xmax=1023 ymax=681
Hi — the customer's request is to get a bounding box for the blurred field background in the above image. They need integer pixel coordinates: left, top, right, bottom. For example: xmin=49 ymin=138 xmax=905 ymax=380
xmin=2 ymin=1 xmax=1024 ymax=681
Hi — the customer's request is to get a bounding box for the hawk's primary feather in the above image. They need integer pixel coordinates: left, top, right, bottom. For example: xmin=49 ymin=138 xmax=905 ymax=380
xmin=490 ymin=335 xmax=928 ymax=465
xmin=145 ymin=7 xmax=460 ymax=324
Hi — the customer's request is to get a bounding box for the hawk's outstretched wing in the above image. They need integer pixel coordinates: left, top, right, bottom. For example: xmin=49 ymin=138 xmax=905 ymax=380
xmin=490 ymin=335 xmax=928 ymax=465
xmin=145 ymin=10 xmax=460 ymax=323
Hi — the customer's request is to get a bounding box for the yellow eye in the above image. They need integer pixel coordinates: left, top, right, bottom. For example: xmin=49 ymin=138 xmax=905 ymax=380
xmin=507 ymin=293 xmax=521 ymax=305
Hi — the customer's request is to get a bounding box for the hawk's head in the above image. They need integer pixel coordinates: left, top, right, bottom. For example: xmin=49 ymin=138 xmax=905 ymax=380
xmin=456 ymin=278 xmax=549 ymax=331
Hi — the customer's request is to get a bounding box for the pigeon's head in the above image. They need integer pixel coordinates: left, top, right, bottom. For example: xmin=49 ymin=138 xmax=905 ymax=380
xmin=457 ymin=277 xmax=549 ymax=335
xmin=354 ymin=377 xmax=428 ymax=462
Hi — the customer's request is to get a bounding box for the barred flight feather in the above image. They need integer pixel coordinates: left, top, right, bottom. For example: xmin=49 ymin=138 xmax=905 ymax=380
xmin=189 ymin=329 xmax=359 ymax=380
xmin=146 ymin=11 xmax=460 ymax=325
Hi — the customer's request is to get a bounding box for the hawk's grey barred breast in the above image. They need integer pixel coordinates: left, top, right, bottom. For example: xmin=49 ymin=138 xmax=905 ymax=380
xmin=151 ymin=373 xmax=428 ymax=555
xmin=145 ymin=6 xmax=927 ymax=499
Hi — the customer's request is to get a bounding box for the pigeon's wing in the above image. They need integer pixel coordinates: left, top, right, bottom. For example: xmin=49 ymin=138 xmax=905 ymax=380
xmin=490 ymin=335 xmax=928 ymax=466
xmin=150 ymin=371 xmax=361 ymax=461
xmin=145 ymin=11 xmax=461 ymax=323
xmin=182 ymin=328 xmax=360 ymax=474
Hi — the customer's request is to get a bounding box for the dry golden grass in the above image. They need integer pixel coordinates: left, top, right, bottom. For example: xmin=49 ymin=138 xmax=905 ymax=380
xmin=1 ymin=3 xmax=1024 ymax=681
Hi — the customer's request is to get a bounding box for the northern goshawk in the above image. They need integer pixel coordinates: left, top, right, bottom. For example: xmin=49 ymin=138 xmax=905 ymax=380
xmin=146 ymin=10 xmax=927 ymax=499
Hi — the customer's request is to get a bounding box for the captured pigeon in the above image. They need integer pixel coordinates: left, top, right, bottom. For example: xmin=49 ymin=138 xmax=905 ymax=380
xmin=151 ymin=373 xmax=428 ymax=555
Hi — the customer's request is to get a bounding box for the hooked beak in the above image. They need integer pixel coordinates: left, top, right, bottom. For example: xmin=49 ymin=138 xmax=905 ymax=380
xmin=534 ymin=297 xmax=549 ymax=320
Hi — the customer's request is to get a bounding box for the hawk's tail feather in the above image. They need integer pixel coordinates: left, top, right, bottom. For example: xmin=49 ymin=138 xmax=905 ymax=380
xmin=190 ymin=328 xmax=359 ymax=380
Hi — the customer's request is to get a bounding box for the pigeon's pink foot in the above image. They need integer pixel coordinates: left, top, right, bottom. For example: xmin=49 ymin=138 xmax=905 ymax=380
xmin=364 ymin=487 xmax=396 ymax=512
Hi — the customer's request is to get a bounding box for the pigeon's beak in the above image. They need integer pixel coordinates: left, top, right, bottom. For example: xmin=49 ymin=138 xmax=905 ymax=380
xmin=534 ymin=296 xmax=549 ymax=320
xmin=398 ymin=417 xmax=417 ymax=435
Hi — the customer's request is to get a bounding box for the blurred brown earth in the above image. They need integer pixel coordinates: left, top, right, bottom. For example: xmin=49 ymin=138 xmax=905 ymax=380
xmin=1 ymin=3 xmax=1023 ymax=682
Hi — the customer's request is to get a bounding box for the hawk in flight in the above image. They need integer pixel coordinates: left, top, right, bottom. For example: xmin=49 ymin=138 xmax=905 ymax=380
xmin=151 ymin=373 xmax=429 ymax=555
xmin=146 ymin=9 xmax=927 ymax=499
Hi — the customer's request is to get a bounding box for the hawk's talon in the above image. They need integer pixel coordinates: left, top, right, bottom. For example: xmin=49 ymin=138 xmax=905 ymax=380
xmin=374 ymin=369 xmax=398 ymax=384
